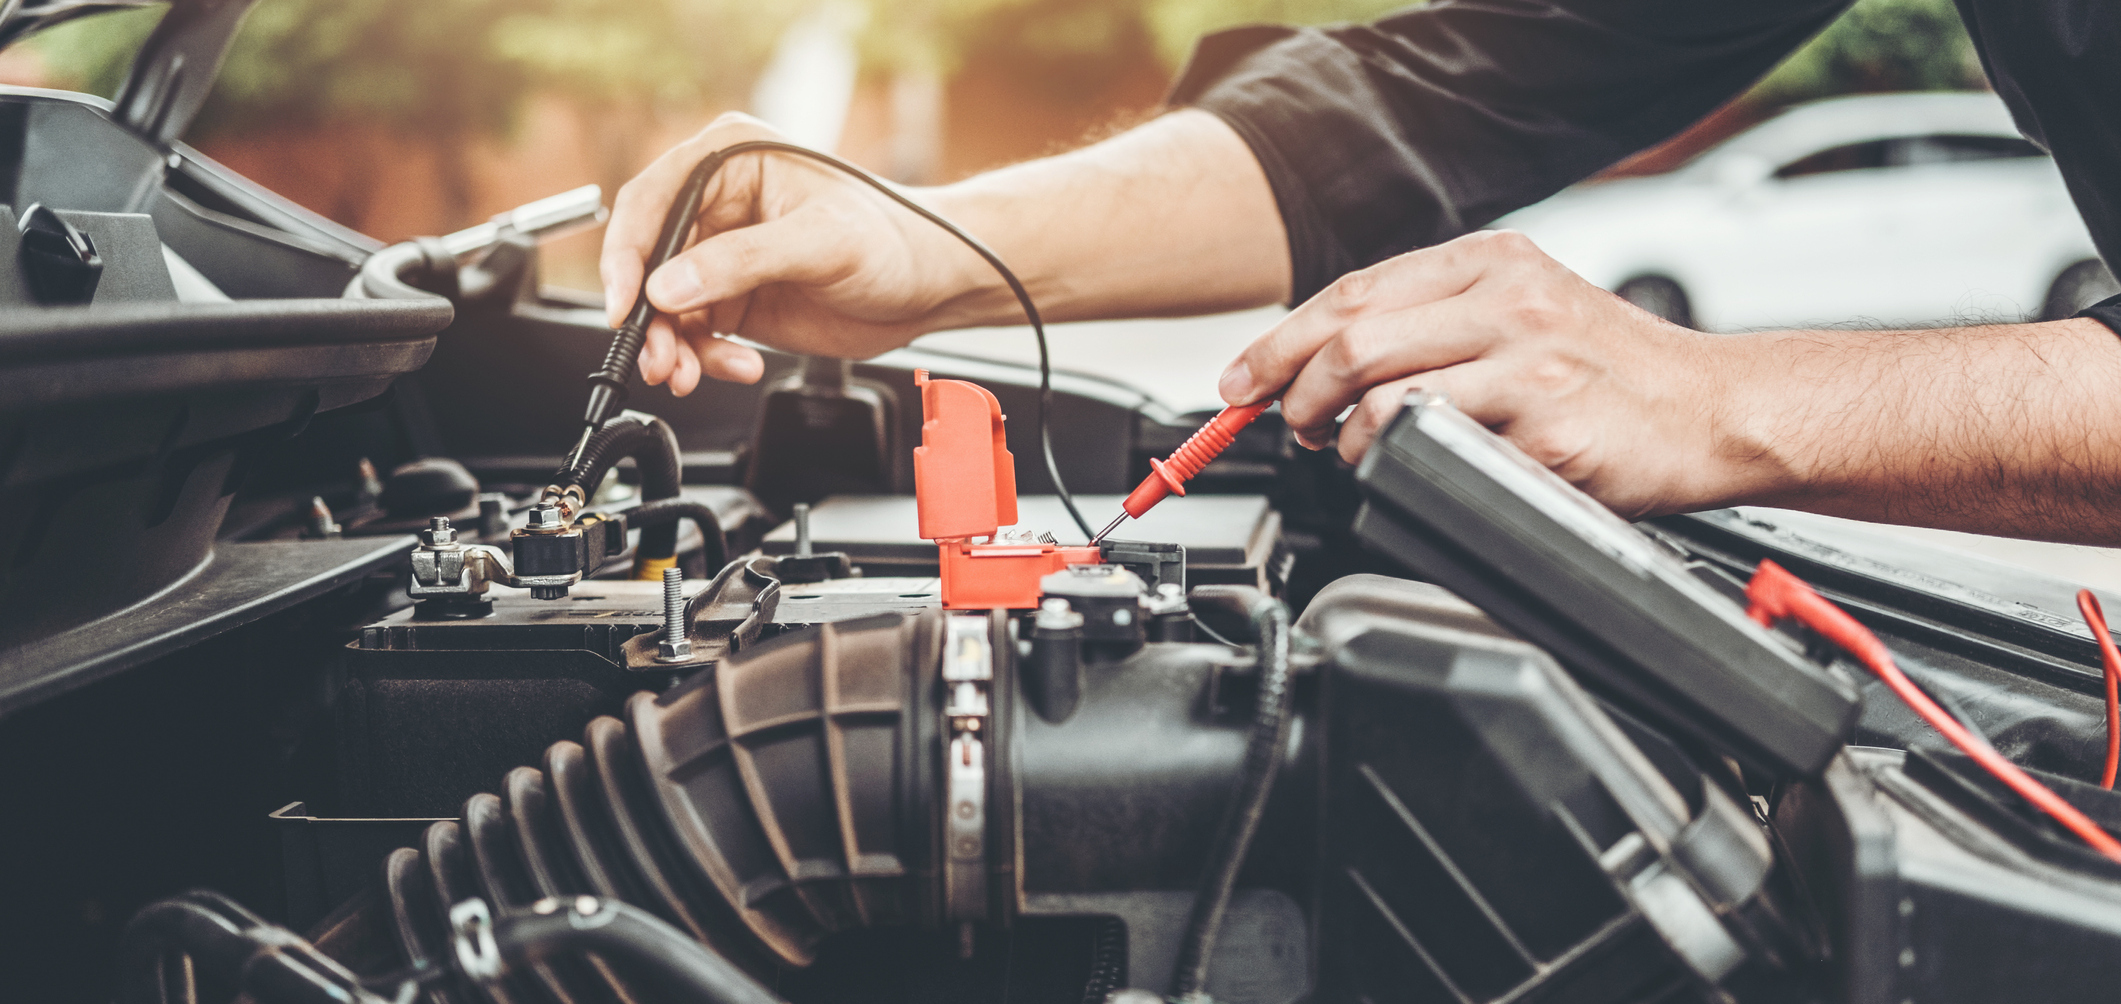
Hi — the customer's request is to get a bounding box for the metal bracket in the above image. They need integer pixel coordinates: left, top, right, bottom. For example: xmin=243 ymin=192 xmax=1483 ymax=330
xmin=407 ymin=542 xmax=516 ymax=598
xmin=942 ymin=614 xmax=994 ymax=922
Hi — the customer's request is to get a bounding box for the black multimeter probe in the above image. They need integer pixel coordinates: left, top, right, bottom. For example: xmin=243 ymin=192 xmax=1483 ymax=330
xmin=569 ymin=140 xmax=1094 ymax=540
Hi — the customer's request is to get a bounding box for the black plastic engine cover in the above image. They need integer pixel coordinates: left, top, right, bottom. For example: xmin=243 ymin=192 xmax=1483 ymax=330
xmin=1301 ymin=575 xmax=1792 ymax=1004
xmin=1775 ymin=746 xmax=2121 ymax=1004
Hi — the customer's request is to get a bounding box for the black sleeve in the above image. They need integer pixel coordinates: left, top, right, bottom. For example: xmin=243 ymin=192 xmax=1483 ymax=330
xmin=2077 ymin=293 xmax=2121 ymax=339
xmin=1168 ymin=0 xmax=1851 ymax=304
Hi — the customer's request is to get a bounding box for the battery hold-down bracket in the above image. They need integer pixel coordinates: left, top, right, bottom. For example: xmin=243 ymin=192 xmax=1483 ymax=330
xmin=913 ymin=370 xmax=1102 ymax=609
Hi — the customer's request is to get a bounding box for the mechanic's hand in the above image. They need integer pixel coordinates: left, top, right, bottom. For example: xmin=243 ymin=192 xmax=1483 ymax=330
xmin=600 ymin=113 xmax=990 ymax=394
xmin=1217 ymin=230 xmax=1748 ymax=517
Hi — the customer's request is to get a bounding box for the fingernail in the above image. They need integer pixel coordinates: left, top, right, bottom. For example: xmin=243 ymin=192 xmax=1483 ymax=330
xmin=645 ymin=262 xmax=703 ymax=310
xmin=732 ymin=354 xmax=765 ymax=384
xmin=1218 ymin=359 xmax=1253 ymax=403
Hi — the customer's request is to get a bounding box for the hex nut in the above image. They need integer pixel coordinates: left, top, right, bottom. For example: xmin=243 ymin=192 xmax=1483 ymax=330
xmin=420 ymin=516 xmax=457 ymax=547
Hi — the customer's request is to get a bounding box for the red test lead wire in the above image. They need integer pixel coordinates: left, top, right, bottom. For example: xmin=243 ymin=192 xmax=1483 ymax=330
xmin=1747 ymin=560 xmax=2121 ymax=863
xmin=2074 ymin=589 xmax=2121 ymax=789
xmin=1091 ymin=401 xmax=1274 ymax=543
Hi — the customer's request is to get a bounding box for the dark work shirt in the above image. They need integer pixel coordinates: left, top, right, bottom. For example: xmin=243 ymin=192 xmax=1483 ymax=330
xmin=1172 ymin=0 xmax=2121 ymax=306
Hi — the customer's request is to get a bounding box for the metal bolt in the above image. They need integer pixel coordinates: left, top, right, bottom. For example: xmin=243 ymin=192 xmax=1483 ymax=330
xmin=1035 ymin=598 xmax=1083 ymax=630
xmin=420 ymin=515 xmax=456 ymax=547
xmin=1147 ymin=582 xmax=1188 ymax=615
xmin=793 ymin=502 xmax=813 ymax=558
xmin=525 ymin=502 xmax=565 ymax=531
xmin=355 ymin=457 xmax=384 ymax=501
xmin=308 ymin=496 xmax=341 ymax=538
xmin=657 ymin=566 xmax=693 ymax=662
xmin=477 ymin=494 xmax=508 ymax=538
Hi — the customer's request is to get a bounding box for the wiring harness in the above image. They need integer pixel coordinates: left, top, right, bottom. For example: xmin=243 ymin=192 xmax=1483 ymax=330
xmin=2075 ymin=589 xmax=2121 ymax=789
xmin=1747 ymin=559 xmax=2121 ymax=862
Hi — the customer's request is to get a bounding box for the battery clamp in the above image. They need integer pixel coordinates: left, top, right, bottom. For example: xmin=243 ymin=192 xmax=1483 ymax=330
xmin=912 ymin=369 xmax=1102 ymax=609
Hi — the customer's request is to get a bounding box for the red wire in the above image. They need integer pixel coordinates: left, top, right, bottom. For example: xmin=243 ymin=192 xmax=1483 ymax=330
xmin=1746 ymin=560 xmax=2121 ymax=863
xmin=2074 ymin=589 xmax=2121 ymax=790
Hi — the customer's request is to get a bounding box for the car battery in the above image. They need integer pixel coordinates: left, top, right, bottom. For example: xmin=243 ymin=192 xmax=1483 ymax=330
xmin=338 ymin=579 xmax=692 ymax=818
xmin=760 ymin=493 xmax=1288 ymax=594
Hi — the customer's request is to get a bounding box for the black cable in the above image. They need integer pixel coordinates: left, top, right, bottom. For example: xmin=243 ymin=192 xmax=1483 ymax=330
xmin=553 ymin=412 xmax=681 ymax=499
xmin=582 ymin=139 xmax=1094 ymax=540
xmin=120 ymin=890 xmax=382 ymax=1004
xmin=1170 ymin=598 xmax=1295 ymax=1001
xmin=1187 ymin=585 xmax=1267 ymax=647
xmin=622 ymin=498 xmax=730 ymax=572
xmin=552 ymin=411 xmax=684 ymax=559
xmin=1899 ymin=664 xmax=1994 ymax=751
xmin=1190 ymin=614 xmax=1241 ymax=649
xmin=491 ymin=899 xmax=785 ymax=1004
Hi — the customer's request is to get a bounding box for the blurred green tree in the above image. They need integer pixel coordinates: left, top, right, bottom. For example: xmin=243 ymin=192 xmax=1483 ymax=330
xmin=859 ymin=0 xmax=1414 ymax=83
xmin=33 ymin=0 xmax=794 ymax=221
xmin=1147 ymin=0 xmax=1982 ymax=107
xmin=1143 ymin=0 xmax=1415 ymax=66
xmin=1753 ymin=0 xmax=1982 ymax=106
xmin=858 ymin=0 xmax=1977 ymax=109
xmin=30 ymin=0 xmax=1981 ymax=219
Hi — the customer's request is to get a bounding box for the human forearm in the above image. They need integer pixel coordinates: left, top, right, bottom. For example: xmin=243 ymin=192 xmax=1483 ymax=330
xmin=921 ymin=109 xmax=1290 ymax=329
xmin=601 ymin=109 xmax=1288 ymax=391
xmin=1216 ymin=230 xmax=2121 ymax=544
xmin=1710 ymin=318 xmax=2121 ymax=542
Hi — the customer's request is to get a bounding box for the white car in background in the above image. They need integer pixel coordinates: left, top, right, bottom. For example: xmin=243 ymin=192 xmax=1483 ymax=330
xmin=1496 ymin=92 xmax=2118 ymax=331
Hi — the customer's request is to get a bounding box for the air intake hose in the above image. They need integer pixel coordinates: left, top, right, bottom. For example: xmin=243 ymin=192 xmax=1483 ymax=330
xmin=373 ymin=607 xmax=1303 ymax=1002
xmin=380 ymin=611 xmax=954 ymax=1003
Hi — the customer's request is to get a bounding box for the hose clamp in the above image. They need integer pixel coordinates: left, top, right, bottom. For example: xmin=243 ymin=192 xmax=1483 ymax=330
xmin=448 ymin=898 xmax=502 ymax=985
xmin=942 ymin=614 xmax=993 ymax=922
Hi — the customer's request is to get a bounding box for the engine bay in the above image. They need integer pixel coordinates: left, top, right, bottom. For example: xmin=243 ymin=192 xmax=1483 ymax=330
xmin=10 ymin=26 xmax=2121 ymax=1004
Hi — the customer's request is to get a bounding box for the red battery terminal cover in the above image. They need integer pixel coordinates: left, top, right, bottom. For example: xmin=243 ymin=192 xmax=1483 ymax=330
xmin=912 ymin=370 xmax=1100 ymax=609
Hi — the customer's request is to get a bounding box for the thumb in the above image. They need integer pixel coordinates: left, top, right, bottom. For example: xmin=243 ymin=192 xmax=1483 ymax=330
xmin=601 ymin=112 xmax=788 ymax=326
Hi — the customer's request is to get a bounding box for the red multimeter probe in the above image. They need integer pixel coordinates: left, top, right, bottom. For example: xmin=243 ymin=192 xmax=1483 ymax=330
xmin=1092 ymin=401 xmax=1274 ymax=543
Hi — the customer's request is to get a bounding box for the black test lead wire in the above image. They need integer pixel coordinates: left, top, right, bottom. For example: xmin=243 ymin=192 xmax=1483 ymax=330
xmin=575 ymin=140 xmax=1095 ymax=541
